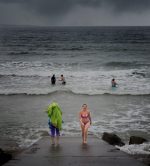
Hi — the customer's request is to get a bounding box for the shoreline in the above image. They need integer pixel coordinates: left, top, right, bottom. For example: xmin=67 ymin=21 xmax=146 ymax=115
xmin=2 ymin=136 xmax=147 ymax=166
xmin=0 ymin=92 xmax=149 ymax=165
xmin=0 ymin=90 xmax=150 ymax=97
xmin=1 ymin=134 xmax=150 ymax=166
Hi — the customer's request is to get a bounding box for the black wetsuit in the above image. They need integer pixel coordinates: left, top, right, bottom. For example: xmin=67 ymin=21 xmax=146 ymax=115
xmin=51 ymin=76 xmax=56 ymax=85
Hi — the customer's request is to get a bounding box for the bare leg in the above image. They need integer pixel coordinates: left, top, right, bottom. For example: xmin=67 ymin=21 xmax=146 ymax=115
xmin=84 ymin=129 xmax=88 ymax=143
xmin=82 ymin=126 xmax=87 ymax=144
xmin=51 ymin=136 xmax=55 ymax=145
xmin=81 ymin=124 xmax=85 ymax=143
xmin=84 ymin=122 xmax=90 ymax=143
xmin=56 ymin=136 xmax=60 ymax=145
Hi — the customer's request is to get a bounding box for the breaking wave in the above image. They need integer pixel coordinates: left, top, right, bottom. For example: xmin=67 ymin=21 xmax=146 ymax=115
xmin=1 ymin=89 xmax=150 ymax=96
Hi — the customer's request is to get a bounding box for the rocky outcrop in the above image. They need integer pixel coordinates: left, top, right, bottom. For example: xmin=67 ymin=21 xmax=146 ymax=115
xmin=129 ymin=136 xmax=147 ymax=145
xmin=0 ymin=148 xmax=12 ymax=166
xmin=102 ymin=132 xmax=125 ymax=146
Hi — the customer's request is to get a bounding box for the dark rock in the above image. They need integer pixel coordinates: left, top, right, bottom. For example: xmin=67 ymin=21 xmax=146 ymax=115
xmin=0 ymin=148 xmax=12 ymax=166
xmin=102 ymin=132 xmax=125 ymax=146
xmin=129 ymin=136 xmax=147 ymax=145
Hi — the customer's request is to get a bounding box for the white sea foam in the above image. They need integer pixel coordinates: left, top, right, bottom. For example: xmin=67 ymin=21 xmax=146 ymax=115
xmin=0 ymin=67 xmax=150 ymax=95
xmin=116 ymin=143 xmax=150 ymax=155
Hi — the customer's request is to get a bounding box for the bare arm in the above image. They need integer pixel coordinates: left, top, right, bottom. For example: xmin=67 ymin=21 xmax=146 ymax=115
xmin=89 ymin=111 xmax=92 ymax=125
xmin=79 ymin=111 xmax=84 ymax=125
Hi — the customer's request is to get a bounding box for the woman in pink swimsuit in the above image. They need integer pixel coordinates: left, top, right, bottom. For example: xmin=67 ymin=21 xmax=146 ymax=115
xmin=79 ymin=104 xmax=92 ymax=144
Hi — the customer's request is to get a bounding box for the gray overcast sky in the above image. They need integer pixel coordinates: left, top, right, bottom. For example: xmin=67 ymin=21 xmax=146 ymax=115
xmin=0 ymin=0 xmax=150 ymax=26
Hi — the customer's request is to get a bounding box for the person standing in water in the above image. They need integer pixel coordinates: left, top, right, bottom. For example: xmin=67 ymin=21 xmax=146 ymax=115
xmin=111 ymin=78 xmax=118 ymax=87
xmin=59 ymin=74 xmax=66 ymax=85
xmin=46 ymin=102 xmax=62 ymax=146
xmin=79 ymin=104 xmax=92 ymax=144
xmin=51 ymin=74 xmax=56 ymax=85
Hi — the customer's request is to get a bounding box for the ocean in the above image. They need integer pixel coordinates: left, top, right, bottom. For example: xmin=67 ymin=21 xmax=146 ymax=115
xmin=0 ymin=26 xmax=150 ymax=155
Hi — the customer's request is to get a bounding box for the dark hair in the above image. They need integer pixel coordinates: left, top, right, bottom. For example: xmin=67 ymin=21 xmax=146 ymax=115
xmin=82 ymin=104 xmax=87 ymax=107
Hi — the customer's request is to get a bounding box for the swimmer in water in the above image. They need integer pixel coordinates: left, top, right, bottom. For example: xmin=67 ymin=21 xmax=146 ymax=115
xmin=51 ymin=74 xmax=56 ymax=85
xmin=111 ymin=78 xmax=118 ymax=87
xmin=59 ymin=74 xmax=66 ymax=85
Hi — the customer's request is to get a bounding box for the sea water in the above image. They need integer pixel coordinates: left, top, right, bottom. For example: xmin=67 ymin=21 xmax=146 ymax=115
xmin=0 ymin=26 xmax=150 ymax=95
xmin=0 ymin=25 xmax=150 ymax=155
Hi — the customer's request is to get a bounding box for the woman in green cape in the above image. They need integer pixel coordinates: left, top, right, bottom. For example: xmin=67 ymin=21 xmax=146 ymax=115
xmin=46 ymin=102 xmax=62 ymax=146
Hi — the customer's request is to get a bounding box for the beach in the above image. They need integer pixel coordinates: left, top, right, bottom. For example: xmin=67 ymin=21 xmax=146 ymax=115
xmin=2 ymin=136 xmax=146 ymax=166
xmin=0 ymin=26 xmax=150 ymax=165
xmin=0 ymin=92 xmax=150 ymax=155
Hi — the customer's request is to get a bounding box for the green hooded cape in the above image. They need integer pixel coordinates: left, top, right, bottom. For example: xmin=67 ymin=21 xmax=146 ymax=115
xmin=47 ymin=102 xmax=62 ymax=130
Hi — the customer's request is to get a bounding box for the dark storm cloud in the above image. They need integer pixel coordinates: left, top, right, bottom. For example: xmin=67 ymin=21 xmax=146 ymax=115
xmin=28 ymin=0 xmax=75 ymax=16
xmin=1 ymin=0 xmax=150 ymax=25
xmin=0 ymin=0 xmax=25 ymax=3
xmin=1 ymin=0 xmax=150 ymax=17
xmin=105 ymin=0 xmax=150 ymax=13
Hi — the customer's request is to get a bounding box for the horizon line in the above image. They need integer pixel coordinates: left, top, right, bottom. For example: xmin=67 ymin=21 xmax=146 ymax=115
xmin=1 ymin=24 xmax=150 ymax=28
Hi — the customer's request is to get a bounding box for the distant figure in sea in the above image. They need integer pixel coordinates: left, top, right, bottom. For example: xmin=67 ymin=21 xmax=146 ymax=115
xmin=79 ymin=104 xmax=92 ymax=144
xmin=51 ymin=74 xmax=56 ymax=85
xmin=111 ymin=78 xmax=118 ymax=87
xmin=46 ymin=102 xmax=62 ymax=146
xmin=59 ymin=74 xmax=66 ymax=85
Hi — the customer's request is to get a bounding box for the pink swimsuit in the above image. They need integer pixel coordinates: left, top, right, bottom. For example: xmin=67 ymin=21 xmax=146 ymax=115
xmin=81 ymin=113 xmax=90 ymax=125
